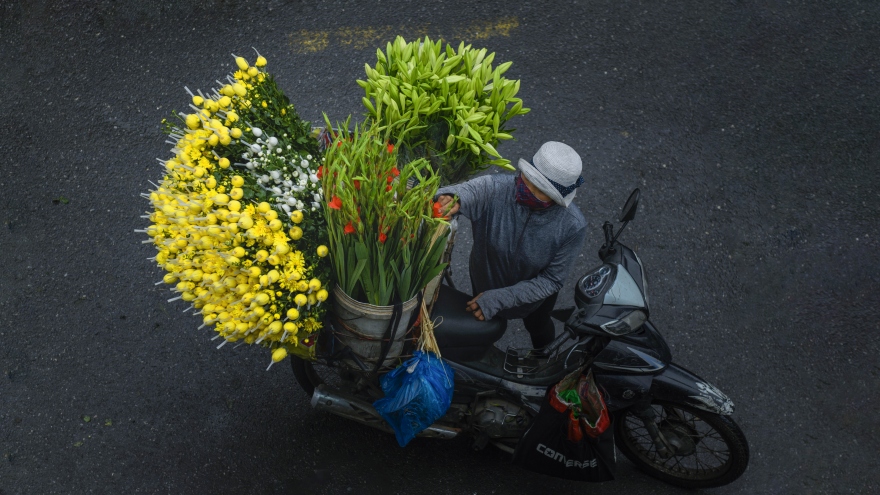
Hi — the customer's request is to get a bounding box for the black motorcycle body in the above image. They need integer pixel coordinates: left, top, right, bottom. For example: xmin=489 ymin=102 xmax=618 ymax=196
xmin=294 ymin=189 xmax=749 ymax=488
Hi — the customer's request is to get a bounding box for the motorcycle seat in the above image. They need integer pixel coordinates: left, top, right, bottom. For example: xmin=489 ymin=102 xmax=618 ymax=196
xmin=431 ymin=284 xmax=507 ymax=361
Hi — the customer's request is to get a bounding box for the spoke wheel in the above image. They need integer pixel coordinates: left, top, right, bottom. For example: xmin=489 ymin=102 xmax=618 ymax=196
xmin=615 ymin=401 xmax=749 ymax=489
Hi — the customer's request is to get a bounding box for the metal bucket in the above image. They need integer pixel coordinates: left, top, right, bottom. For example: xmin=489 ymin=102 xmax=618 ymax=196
xmin=332 ymin=285 xmax=420 ymax=369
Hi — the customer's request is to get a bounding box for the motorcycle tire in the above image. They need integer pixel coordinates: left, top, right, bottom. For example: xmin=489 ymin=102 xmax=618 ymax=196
xmin=614 ymin=400 xmax=749 ymax=489
xmin=290 ymin=356 xmax=321 ymax=397
xmin=291 ymin=356 xmax=360 ymax=398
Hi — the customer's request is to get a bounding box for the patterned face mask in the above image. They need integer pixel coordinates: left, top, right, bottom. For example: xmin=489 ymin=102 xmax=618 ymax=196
xmin=515 ymin=174 xmax=555 ymax=210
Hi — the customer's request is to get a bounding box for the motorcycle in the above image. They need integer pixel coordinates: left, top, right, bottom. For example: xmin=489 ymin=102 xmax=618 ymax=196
xmin=290 ymin=188 xmax=749 ymax=489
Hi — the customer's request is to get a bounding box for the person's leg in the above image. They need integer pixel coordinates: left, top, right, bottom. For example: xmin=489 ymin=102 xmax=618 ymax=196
xmin=522 ymin=292 xmax=559 ymax=350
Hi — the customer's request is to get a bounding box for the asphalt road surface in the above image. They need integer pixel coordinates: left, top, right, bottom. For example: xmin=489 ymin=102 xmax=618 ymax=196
xmin=2 ymin=1 xmax=879 ymax=494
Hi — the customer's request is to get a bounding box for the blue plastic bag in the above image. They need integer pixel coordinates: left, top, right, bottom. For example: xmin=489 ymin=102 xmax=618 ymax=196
xmin=373 ymin=351 xmax=455 ymax=447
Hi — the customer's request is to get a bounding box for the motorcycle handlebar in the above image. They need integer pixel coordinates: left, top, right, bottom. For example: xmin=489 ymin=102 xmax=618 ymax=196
xmin=602 ymin=222 xmax=614 ymax=246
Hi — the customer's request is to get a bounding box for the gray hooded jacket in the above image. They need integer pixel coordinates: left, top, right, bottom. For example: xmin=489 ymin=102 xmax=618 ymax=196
xmin=437 ymin=174 xmax=588 ymax=320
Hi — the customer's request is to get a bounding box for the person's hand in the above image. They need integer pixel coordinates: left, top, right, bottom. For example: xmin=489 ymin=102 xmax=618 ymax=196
xmin=436 ymin=194 xmax=460 ymax=217
xmin=466 ymin=292 xmax=485 ymax=321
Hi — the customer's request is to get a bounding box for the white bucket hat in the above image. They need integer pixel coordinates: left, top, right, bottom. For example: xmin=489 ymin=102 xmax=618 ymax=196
xmin=517 ymin=141 xmax=584 ymax=207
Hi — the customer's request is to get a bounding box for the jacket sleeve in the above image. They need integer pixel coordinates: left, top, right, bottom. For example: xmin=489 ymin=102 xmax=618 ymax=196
xmin=436 ymin=174 xmax=496 ymax=222
xmin=475 ymin=226 xmax=587 ymax=320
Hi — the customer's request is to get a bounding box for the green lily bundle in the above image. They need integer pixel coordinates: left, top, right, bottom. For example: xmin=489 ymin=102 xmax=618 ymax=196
xmin=359 ymin=35 xmax=531 ymax=185
xmin=321 ymin=118 xmax=449 ymax=306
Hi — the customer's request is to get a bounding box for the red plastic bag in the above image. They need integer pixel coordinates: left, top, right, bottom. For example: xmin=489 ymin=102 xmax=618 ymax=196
xmin=576 ymin=370 xmax=610 ymax=438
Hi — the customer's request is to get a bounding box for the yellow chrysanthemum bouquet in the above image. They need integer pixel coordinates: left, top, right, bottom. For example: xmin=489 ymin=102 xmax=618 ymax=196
xmin=141 ymin=52 xmax=330 ymax=367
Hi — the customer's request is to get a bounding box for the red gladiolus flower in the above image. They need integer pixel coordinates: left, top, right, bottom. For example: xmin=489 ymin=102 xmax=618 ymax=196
xmin=391 ymin=167 xmax=400 ymax=177
xmin=387 ymin=175 xmax=393 ymax=184
xmin=344 ymin=221 xmax=356 ymax=234
xmin=317 ymin=165 xmax=324 ymax=179
xmin=386 ymin=184 xmax=392 ymax=192
xmin=353 ymin=179 xmax=361 ymax=190
xmin=336 ymin=141 xmax=343 ymax=147
xmin=387 ymin=142 xmax=394 ymax=153
xmin=432 ymin=201 xmax=445 ymax=218
xmin=328 ymin=196 xmax=342 ymax=210
xmin=379 ymin=233 xmax=387 ymax=243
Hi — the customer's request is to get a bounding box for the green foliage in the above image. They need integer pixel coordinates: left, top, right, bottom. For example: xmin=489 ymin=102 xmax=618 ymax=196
xmin=321 ymin=117 xmax=448 ymax=306
xmin=359 ymin=36 xmax=530 ymax=185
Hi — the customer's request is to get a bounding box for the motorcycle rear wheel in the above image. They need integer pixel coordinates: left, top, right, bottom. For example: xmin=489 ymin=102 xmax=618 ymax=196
xmin=290 ymin=356 xmax=319 ymax=396
xmin=291 ymin=356 xmax=358 ymax=397
xmin=615 ymin=401 xmax=749 ymax=489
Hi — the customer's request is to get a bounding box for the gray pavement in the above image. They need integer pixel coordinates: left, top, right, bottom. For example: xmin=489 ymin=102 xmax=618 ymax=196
xmin=1 ymin=1 xmax=878 ymax=494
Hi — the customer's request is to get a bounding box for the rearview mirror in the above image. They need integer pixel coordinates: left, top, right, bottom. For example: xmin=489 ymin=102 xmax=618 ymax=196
xmin=619 ymin=188 xmax=640 ymax=222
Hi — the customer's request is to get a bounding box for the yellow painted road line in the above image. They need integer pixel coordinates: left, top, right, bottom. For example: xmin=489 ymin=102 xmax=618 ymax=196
xmin=290 ymin=17 xmax=519 ymax=53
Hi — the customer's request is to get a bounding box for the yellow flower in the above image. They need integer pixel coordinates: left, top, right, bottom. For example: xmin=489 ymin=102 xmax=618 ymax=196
xmin=238 ymin=215 xmax=253 ymax=229
xmin=235 ymin=56 xmax=249 ymax=71
xmin=290 ymin=210 xmax=303 ymax=224
xmin=271 ymin=347 xmax=288 ymax=362
xmin=316 ymin=245 xmax=328 ymax=257
xmin=273 ymin=231 xmax=289 ymax=245
xmin=185 ymin=114 xmax=200 ymax=130
xmin=255 ymin=56 xmax=267 ymax=67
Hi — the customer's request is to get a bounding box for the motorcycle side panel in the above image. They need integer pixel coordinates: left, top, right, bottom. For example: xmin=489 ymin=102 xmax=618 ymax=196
xmin=592 ymin=340 xmax=666 ymax=374
xmin=592 ymin=372 xmax=653 ymax=412
xmin=447 ymin=361 xmax=547 ymax=413
xmin=649 ymin=363 xmax=736 ymax=415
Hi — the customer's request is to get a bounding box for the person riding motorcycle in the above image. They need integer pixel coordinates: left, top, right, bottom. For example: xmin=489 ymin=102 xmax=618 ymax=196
xmin=435 ymin=141 xmax=588 ymax=351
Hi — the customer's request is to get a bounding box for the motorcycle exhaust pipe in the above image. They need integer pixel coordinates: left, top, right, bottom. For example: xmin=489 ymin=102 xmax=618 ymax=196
xmin=310 ymin=384 xmax=460 ymax=439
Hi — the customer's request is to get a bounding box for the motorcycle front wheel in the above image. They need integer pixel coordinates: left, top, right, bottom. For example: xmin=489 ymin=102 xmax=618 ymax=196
xmin=615 ymin=401 xmax=749 ymax=489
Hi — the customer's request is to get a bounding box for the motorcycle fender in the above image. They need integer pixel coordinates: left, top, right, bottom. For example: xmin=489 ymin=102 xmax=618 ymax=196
xmin=650 ymin=363 xmax=735 ymax=415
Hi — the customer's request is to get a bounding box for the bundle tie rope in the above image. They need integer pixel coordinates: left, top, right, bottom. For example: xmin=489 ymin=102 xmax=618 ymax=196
xmin=416 ymin=298 xmax=452 ymax=386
